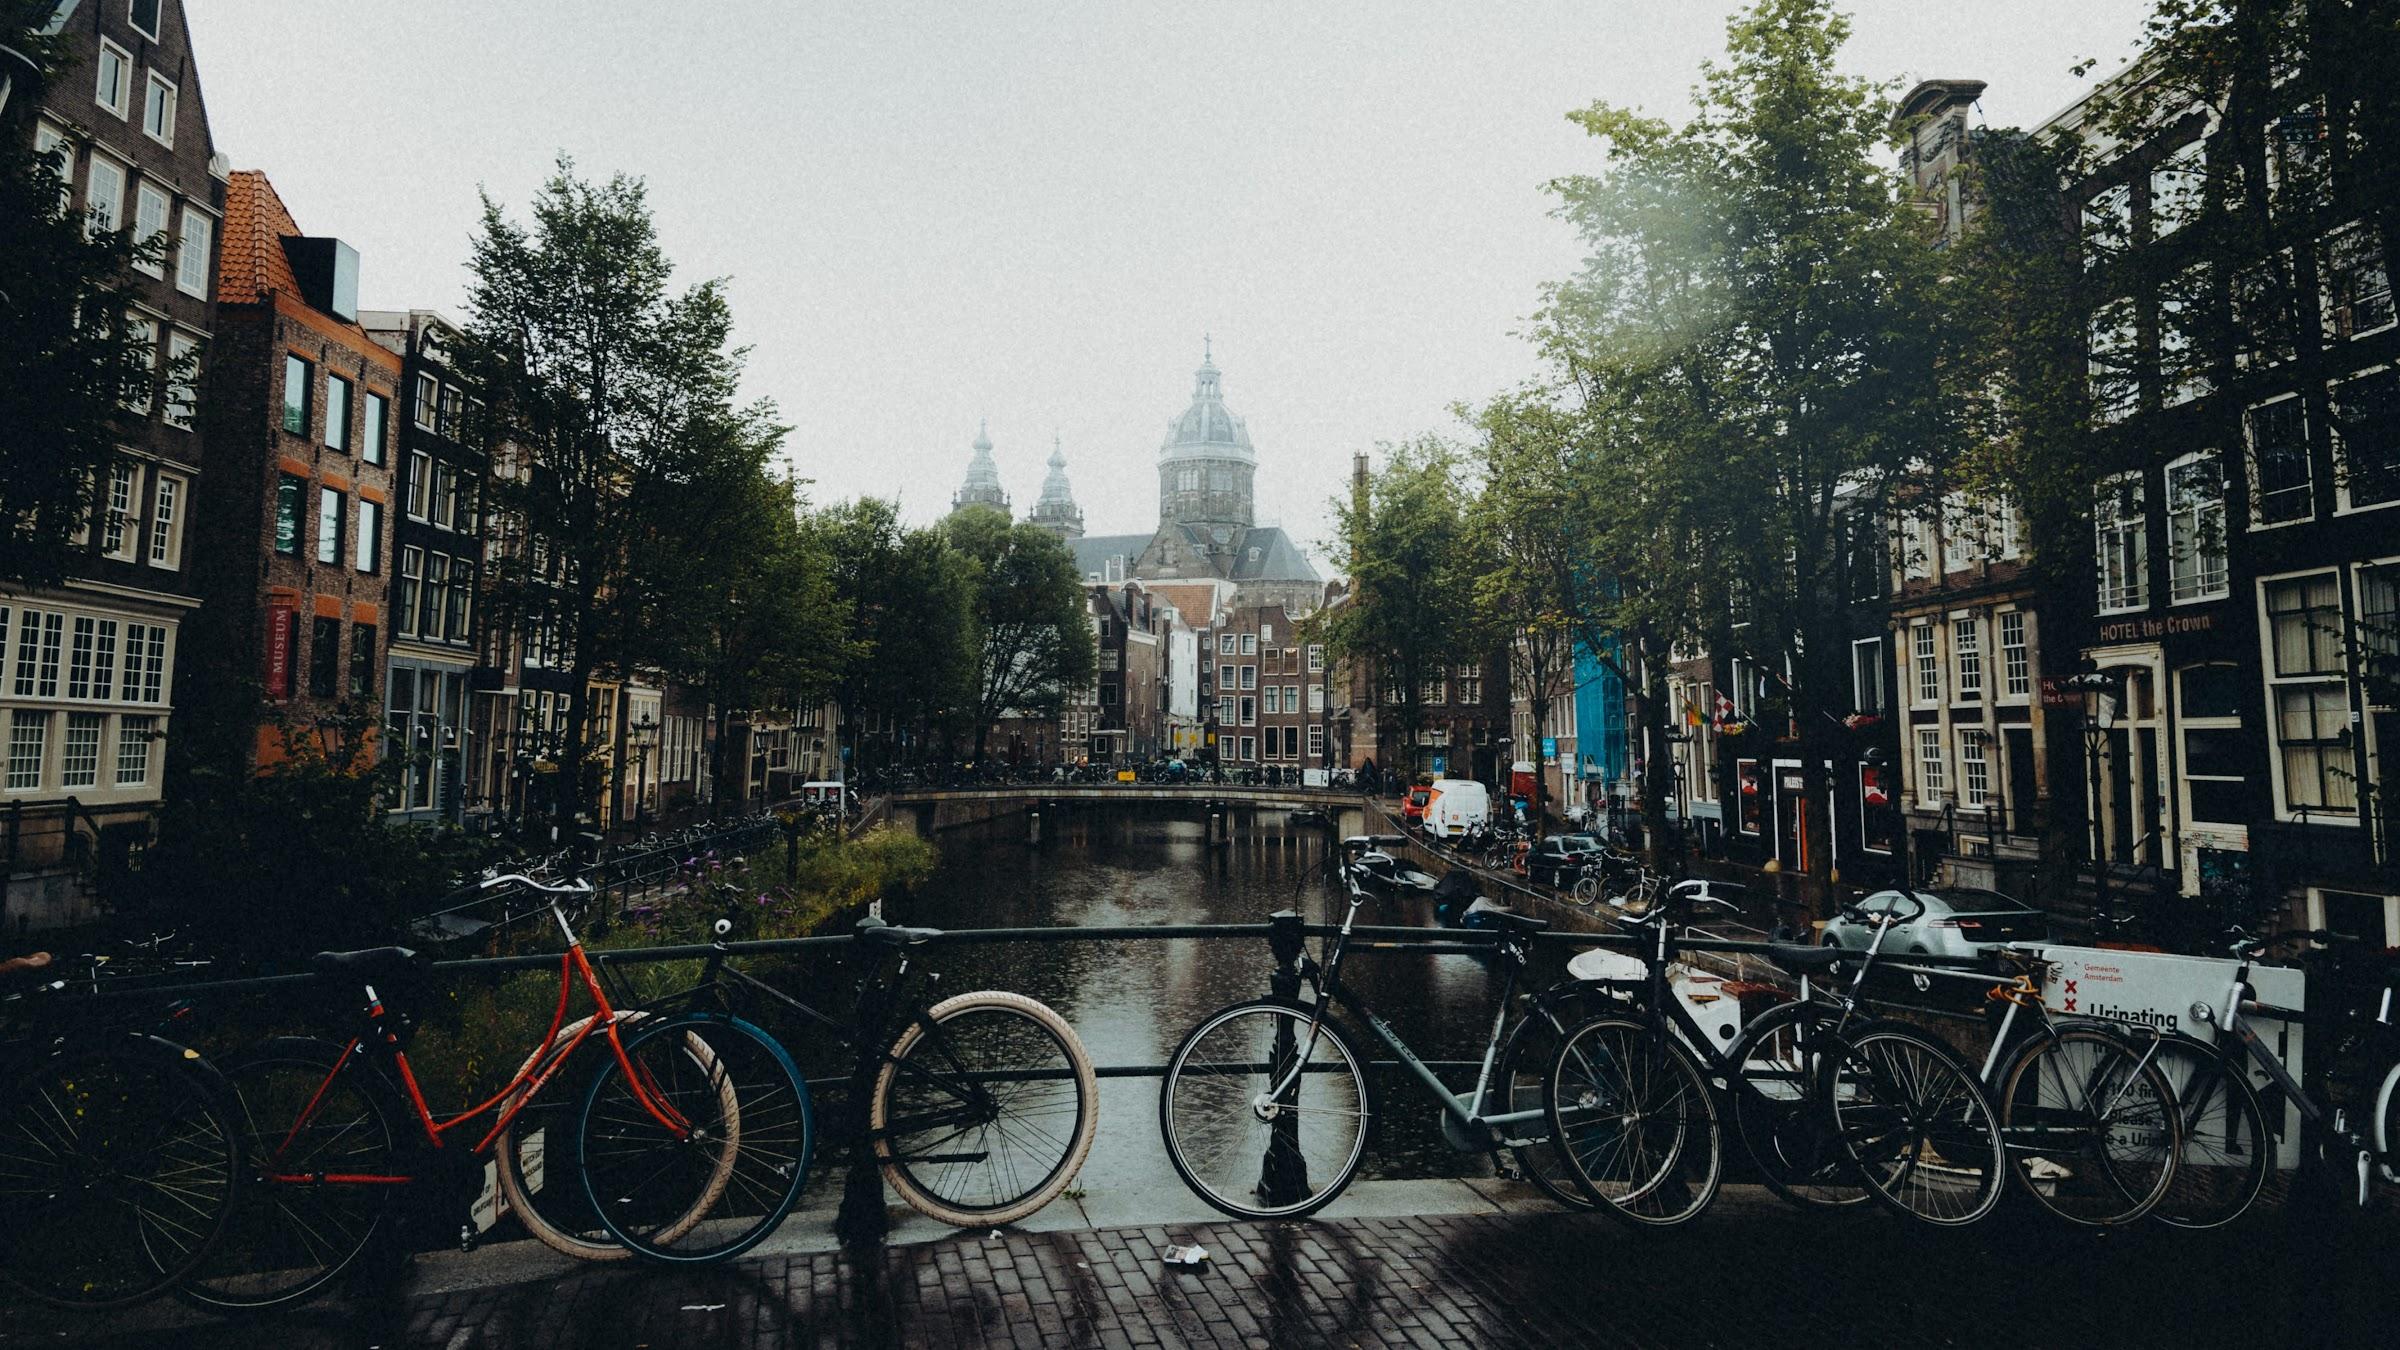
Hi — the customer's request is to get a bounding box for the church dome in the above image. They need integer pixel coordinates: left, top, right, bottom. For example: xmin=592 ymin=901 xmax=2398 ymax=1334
xmin=1159 ymin=342 xmax=1255 ymax=464
xmin=951 ymin=420 xmax=1009 ymax=513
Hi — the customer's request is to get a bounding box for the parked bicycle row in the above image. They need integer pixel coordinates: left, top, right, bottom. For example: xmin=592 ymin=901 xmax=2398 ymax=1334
xmin=6 ymin=842 xmax=2394 ymax=1318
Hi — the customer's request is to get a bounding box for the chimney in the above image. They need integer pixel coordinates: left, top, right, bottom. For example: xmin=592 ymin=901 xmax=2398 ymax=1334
xmin=284 ymin=237 xmax=360 ymax=322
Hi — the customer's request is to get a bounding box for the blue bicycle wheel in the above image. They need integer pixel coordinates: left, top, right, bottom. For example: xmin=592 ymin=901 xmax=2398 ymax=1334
xmin=575 ymin=1012 xmax=812 ymax=1264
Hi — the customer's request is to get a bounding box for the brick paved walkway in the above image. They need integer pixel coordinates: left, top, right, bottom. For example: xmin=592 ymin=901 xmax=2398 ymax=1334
xmin=11 ymin=1190 xmax=2395 ymax=1349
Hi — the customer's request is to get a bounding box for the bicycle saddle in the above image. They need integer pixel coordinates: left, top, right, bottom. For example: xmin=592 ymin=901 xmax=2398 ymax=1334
xmin=856 ymin=918 xmax=942 ymax=947
xmin=1766 ymin=943 xmax=1845 ymax=975
xmin=311 ymin=946 xmax=428 ymax=983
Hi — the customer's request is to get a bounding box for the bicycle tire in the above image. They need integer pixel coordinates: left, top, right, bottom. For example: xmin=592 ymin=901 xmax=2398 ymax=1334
xmin=493 ymin=1013 xmax=738 ymax=1261
xmin=2151 ymin=1034 xmax=2272 ymax=1229
xmin=1158 ymin=999 xmax=1370 ymax=1220
xmin=0 ymin=1036 xmax=244 ymax=1310
xmin=1834 ymin=1023 xmax=2006 ymax=1228
xmin=1569 ymin=875 xmax=1601 ymax=908
xmin=178 ymin=1037 xmax=401 ymax=1313
xmin=1489 ymin=993 xmax=1598 ymax=1209
xmin=576 ymin=1012 xmax=810 ymax=1264
xmin=1546 ymin=1014 xmax=1723 ymax=1226
xmin=1996 ymin=1025 xmax=2181 ymax=1226
xmin=872 ymin=991 xmax=1098 ymax=1227
xmin=1724 ymin=1002 xmax=1874 ymax=1211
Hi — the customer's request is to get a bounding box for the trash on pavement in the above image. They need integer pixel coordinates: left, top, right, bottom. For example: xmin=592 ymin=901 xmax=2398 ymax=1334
xmin=1161 ymin=1244 xmax=1210 ymax=1267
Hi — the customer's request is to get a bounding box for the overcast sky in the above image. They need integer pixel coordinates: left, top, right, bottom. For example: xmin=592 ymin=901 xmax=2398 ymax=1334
xmin=191 ymin=0 xmax=2153 ymax=556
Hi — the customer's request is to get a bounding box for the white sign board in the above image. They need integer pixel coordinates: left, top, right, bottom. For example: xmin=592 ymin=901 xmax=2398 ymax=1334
xmin=1304 ymin=768 xmax=1330 ymax=788
xmin=2023 ymin=944 xmax=2307 ymax=1169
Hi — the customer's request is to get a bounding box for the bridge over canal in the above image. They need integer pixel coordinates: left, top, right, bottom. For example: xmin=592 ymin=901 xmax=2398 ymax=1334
xmin=876 ymin=784 xmax=1375 ymax=841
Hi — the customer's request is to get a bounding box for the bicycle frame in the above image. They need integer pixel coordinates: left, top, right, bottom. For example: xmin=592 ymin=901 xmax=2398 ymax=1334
xmin=264 ymin=904 xmax=695 ymax=1186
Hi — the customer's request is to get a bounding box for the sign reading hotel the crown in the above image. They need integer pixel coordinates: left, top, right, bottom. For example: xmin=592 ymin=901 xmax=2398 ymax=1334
xmin=2092 ymin=609 xmax=2217 ymax=645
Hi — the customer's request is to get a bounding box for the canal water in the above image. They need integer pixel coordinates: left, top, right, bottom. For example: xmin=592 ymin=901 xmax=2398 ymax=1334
xmin=883 ymin=807 xmax=1549 ymax=1193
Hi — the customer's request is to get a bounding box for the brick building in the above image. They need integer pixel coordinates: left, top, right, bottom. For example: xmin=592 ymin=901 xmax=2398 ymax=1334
xmin=3 ymin=0 xmax=223 ymax=927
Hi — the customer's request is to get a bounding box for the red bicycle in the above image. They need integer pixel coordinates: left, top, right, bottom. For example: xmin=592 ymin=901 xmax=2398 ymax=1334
xmin=179 ymin=874 xmax=802 ymax=1312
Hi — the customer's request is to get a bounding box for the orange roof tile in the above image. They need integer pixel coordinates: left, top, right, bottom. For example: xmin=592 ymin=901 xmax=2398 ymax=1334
xmin=215 ymin=169 xmax=305 ymax=307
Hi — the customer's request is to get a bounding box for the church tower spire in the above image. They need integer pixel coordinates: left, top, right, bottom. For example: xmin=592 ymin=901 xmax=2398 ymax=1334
xmin=1029 ymin=433 xmax=1086 ymax=541
xmin=950 ymin=419 xmax=1010 ymax=514
xmin=1156 ymin=339 xmax=1255 ymax=529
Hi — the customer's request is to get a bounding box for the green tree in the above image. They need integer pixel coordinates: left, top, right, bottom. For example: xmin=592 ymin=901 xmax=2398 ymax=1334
xmin=1464 ymin=394 xmax=1587 ymax=821
xmin=0 ymin=6 xmax=170 ymax=586
xmin=812 ymin=498 xmax=974 ymax=772
xmin=940 ymin=504 xmax=1097 ymax=760
xmin=1318 ymin=438 xmax=1480 ymax=773
xmin=456 ymin=160 xmax=764 ymax=827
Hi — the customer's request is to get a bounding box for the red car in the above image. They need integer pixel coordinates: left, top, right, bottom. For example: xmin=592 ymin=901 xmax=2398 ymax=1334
xmin=1402 ymin=786 xmax=1431 ymax=830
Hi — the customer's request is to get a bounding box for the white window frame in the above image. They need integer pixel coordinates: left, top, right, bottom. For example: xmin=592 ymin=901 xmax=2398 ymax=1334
xmin=1911 ymin=622 xmax=1940 ymax=707
xmin=128 ymin=0 xmax=162 ymax=41
xmin=2150 ymin=137 xmax=2206 ymax=238
xmin=1952 ymin=612 xmax=1983 ymax=701
xmin=131 ymin=180 xmax=169 ymax=275
xmin=1960 ymin=730 xmax=1990 ymax=807
xmin=93 ymin=39 xmax=131 ymax=119
xmin=141 ymin=71 xmax=176 ymax=147
xmin=33 ymin=121 xmax=73 ymax=208
xmin=1851 ymin=636 xmax=1884 ymax=712
xmin=2096 ymin=471 xmax=2149 ymax=614
xmin=83 ymin=151 xmax=127 ymax=236
xmin=2165 ymin=450 xmax=2230 ymax=603
xmin=2082 ymin=181 xmax=2131 ymax=271
xmin=1916 ymin=728 xmax=1946 ymax=807
xmin=163 ymin=329 xmax=199 ymax=429
xmin=175 ymin=204 xmax=215 ymax=298
xmin=2159 ymin=265 xmax=2214 ymax=408
xmin=2256 ymin=568 xmax=2357 ymax=824
xmin=2321 ymin=219 xmax=2396 ymax=343
xmin=2331 ymin=363 xmax=2400 ymax=516
xmin=1998 ymin=609 xmax=2032 ymax=702
xmin=101 ymin=461 xmax=139 ymax=562
xmin=147 ymin=471 xmax=183 ymax=569
xmin=413 ymin=372 xmax=439 ymax=430
xmin=2088 ymin=297 xmax=2138 ymax=424
xmin=2246 ymin=394 xmax=2314 ymax=529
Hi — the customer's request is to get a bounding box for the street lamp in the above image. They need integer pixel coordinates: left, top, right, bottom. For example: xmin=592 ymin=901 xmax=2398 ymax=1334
xmin=629 ymin=713 xmax=659 ymax=829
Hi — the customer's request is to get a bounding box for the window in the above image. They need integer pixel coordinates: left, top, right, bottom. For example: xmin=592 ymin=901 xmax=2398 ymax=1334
xmin=439 ymin=384 xmax=465 ymax=438
xmin=406 ymin=450 xmax=431 ymax=519
xmin=2179 ymin=665 xmax=2247 ymax=825
xmin=2269 ymin=104 xmax=2331 ymax=211
xmin=2088 ymin=298 xmax=2138 ymax=423
xmin=1240 ymin=696 xmax=1256 ymax=726
xmin=142 ymin=72 xmax=176 ymax=146
xmin=1217 ymin=695 xmax=1235 ymax=724
xmin=2000 ymin=611 xmax=2031 ymax=699
xmin=362 ymin=392 xmax=388 ymax=466
xmin=1851 ymin=637 xmax=1885 ymax=712
xmin=2096 ymin=473 xmax=2148 ymax=611
xmin=1283 ymin=685 xmax=1298 ymax=716
xmin=2267 ymin=573 xmax=2342 ymax=678
xmin=435 ymin=465 xmax=463 ymax=530
xmin=8 ymin=713 xmax=49 ymax=791
xmin=148 ymin=472 xmax=183 ymax=568
xmin=1307 ymin=644 xmax=1325 ymax=674
xmin=123 ymin=623 xmax=164 ymax=703
xmin=1960 ymin=732 xmax=1989 ymax=807
xmin=128 ymin=0 xmax=161 ymax=40
xmin=2082 ymin=182 xmax=2130 ymax=271
xmin=1309 ymin=684 xmax=1326 ymax=713
xmin=396 ymin=547 xmax=422 ymax=633
xmin=1730 ymin=658 xmax=1757 ymax=719
xmin=101 ymin=461 xmax=137 ymax=560
xmin=120 ymin=313 xmax=154 ymax=413
xmin=1240 ymin=634 xmax=1256 ymax=656
xmin=1218 ymin=634 xmax=1235 ymax=655
xmin=309 ymin=617 xmax=342 ymax=699
xmin=414 ymin=373 xmax=438 ymax=429
xmin=316 ymin=487 xmax=343 ymax=564
xmin=324 ymin=374 xmax=352 ymax=452
xmin=1953 ymin=615 xmax=1983 ymax=700
xmin=1918 ymin=728 xmax=1947 ymax=804
xmin=83 ymin=153 xmax=125 ymax=234
xmin=93 ymin=39 xmax=130 ymax=117
xmin=1912 ymin=622 xmax=1939 ymax=705
xmin=421 ymin=554 xmax=448 ymax=638
xmin=132 ymin=181 xmax=168 ymax=274
xmin=115 ymin=715 xmax=154 ymax=787
xmin=91 ymin=619 xmax=116 ymax=697
xmin=1240 ymin=665 xmax=1256 ymax=691
xmin=355 ymin=498 xmax=380 ymax=573
xmin=60 ymin=713 xmax=103 ymax=789
xmin=2333 ymin=368 xmax=2400 ymax=510
xmin=67 ymin=616 xmax=95 ymax=699
xmin=1308 ymin=725 xmax=1326 ymax=759
xmin=283 ymin=355 xmax=311 ymax=436
xmin=2323 ymin=221 xmax=2395 ymax=340
xmin=1458 ymin=670 xmax=1482 ymax=704
xmin=2248 ymin=397 xmax=2312 ymax=526
xmin=349 ymin=624 xmax=376 ymax=701
xmin=164 ymin=330 xmax=198 ymax=428
xmin=2233 ymin=259 xmax=2296 ymax=370
xmin=33 ymin=122 xmax=71 ymax=207
xmin=1940 ymin=493 xmax=1975 ymax=574
xmin=2165 ymin=452 xmax=2231 ymax=605
xmin=1217 ymin=663 xmax=1234 ymax=688
xmin=1422 ymin=672 xmax=1447 ymax=705
xmin=274 ymin=475 xmax=303 ymax=554
xmin=2150 ymin=138 xmax=2205 ymax=237
xmin=2158 ymin=266 xmax=2213 ymax=407
xmin=1284 ymin=726 xmax=1300 ymax=759
xmin=16 ymin=610 xmax=62 ymax=698
xmin=445 ymin=561 xmax=471 ymax=640
xmin=175 ymin=206 xmax=213 ymax=298
xmin=1240 ymin=736 xmax=1256 ymax=762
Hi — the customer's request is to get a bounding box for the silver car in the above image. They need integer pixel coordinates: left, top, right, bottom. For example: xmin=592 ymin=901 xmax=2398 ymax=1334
xmin=1819 ymin=887 xmax=2048 ymax=961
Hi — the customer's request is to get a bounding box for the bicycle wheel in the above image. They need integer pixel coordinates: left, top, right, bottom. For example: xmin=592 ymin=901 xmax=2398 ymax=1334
xmin=0 ymin=1038 xmax=243 ymax=1309
xmin=1997 ymin=1026 xmax=2181 ymax=1226
xmin=494 ymin=1013 xmax=738 ymax=1261
xmin=873 ymin=991 xmax=1097 ymax=1227
xmin=1726 ymin=1003 xmax=1874 ymax=1211
xmin=576 ymin=1012 xmax=810 ymax=1264
xmin=2152 ymin=1036 xmax=2272 ymax=1229
xmin=1158 ymin=1000 xmax=1369 ymax=1220
xmin=1569 ymin=875 xmax=1600 ymax=908
xmin=1490 ymin=997 xmax=1597 ymax=1209
xmin=1834 ymin=1024 xmax=2006 ymax=1228
xmin=179 ymin=1037 xmax=400 ymax=1312
xmin=1546 ymin=1014 xmax=1722 ymax=1226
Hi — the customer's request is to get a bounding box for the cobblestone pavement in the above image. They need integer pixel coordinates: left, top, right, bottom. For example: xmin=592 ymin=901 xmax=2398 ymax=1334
xmin=9 ymin=1189 xmax=2393 ymax=1349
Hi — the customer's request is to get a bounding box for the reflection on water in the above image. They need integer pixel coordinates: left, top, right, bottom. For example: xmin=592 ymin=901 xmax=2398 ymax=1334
xmin=888 ymin=808 xmax=1537 ymax=1187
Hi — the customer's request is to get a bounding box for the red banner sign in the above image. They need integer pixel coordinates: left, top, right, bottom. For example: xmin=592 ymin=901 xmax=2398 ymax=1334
xmin=265 ymin=603 xmax=295 ymax=700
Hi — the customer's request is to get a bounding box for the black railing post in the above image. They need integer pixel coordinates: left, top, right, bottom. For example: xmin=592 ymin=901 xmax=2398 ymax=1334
xmin=1258 ymin=909 xmax=1312 ymax=1206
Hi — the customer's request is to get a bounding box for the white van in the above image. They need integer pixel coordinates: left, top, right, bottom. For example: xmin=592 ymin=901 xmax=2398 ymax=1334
xmin=1420 ymin=778 xmax=1490 ymax=839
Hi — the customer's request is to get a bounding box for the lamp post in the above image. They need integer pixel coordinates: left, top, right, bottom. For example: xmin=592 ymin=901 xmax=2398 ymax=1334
xmin=629 ymin=713 xmax=659 ymax=830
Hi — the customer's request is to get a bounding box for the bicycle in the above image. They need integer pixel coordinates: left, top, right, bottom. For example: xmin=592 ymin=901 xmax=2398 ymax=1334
xmin=180 ymin=874 xmax=787 ymax=1309
xmin=1554 ymin=888 xmax=2010 ymax=1227
xmin=0 ymin=953 xmax=246 ymax=1310
xmin=572 ymin=901 xmax=1098 ymax=1261
xmin=2145 ymin=927 xmax=2400 ymax=1228
xmin=1156 ymin=834 xmax=1605 ymax=1220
